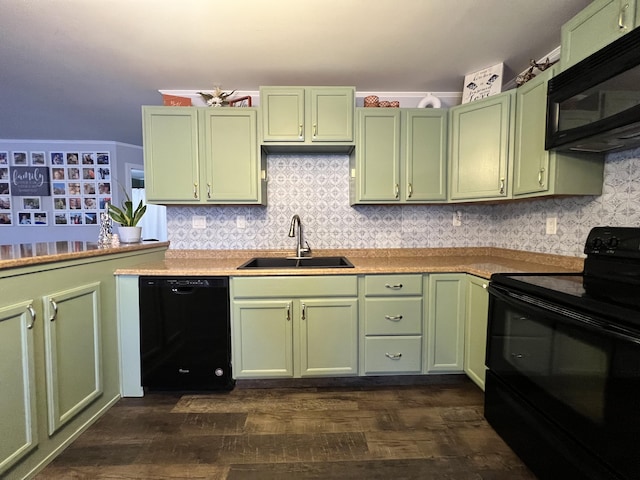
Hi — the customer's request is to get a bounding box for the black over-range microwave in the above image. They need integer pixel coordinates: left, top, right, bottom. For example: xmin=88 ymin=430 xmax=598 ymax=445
xmin=546 ymin=25 xmax=640 ymax=154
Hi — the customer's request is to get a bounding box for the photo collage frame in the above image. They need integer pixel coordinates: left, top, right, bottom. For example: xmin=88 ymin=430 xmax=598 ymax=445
xmin=0 ymin=150 xmax=112 ymax=226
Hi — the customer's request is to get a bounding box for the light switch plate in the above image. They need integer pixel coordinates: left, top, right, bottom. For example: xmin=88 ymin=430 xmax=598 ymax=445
xmin=546 ymin=216 xmax=557 ymax=235
xmin=192 ymin=215 xmax=206 ymax=229
xmin=236 ymin=215 xmax=246 ymax=229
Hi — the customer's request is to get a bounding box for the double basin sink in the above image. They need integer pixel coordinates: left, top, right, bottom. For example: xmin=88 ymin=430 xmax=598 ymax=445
xmin=238 ymin=256 xmax=354 ymax=269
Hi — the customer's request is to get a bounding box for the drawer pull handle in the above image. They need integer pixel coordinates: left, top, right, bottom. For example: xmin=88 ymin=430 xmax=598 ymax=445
xmin=385 ymin=352 xmax=402 ymax=360
xmin=384 ymin=283 xmax=403 ymax=290
xmin=27 ymin=304 xmax=36 ymax=329
xmin=49 ymin=298 xmax=58 ymax=322
xmin=384 ymin=315 xmax=403 ymax=321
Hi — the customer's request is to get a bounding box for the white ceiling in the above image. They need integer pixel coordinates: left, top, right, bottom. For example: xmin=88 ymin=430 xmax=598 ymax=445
xmin=1 ymin=0 xmax=591 ymax=146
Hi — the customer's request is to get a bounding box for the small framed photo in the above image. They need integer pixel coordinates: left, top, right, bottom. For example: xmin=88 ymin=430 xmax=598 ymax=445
xmin=22 ymin=197 xmax=40 ymax=209
xmin=0 ymin=167 xmax=8 ymax=180
xmin=0 ymin=212 xmax=12 ymax=225
xmin=0 ymin=197 xmax=10 ymax=210
xmin=68 ymin=182 xmax=80 ymax=195
xmin=97 ymin=153 xmax=110 ymax=165
xmin=98 ymin=182 xmax=111 ymax=195
xmin=52 ymin=182 xmax=66 ymax=195
xmin=66 ymin=152 xmax=79 ymax=165
xmin=31 ymin=152 xmax=46 ymax=166
xmin=12 ymin=151 xmax=28 ymax=165
xmin=18 ymin=211 xmax=33 ymax=225
xmin=70 ymin=213 xmax=83 ymax=224
xmin=83 ymin=182 xmax=96 ymax=195
xmin=0 ymin=183 xmax=9 ymax=195
xmin=53 ymin=197 xmax=67 ymax=210
xmin=51 ymin=167 xmax=65 ymax=181
xmin=33 ymin=212 xmax=48 ymax=225
xmin=82 ymin=167 xmax=95 ymax=180
xmin=0 ymin=152 xmax=8 ymax=165
xmin=67 ymin=167 xmax=80 ymax=180
xmin=69 ymin=197 xmax=82 ymax=210
xmin=81 ymin=153 xmax=95 ymax=165
xmin=50 ymin=152 xmax=64 ymax=165
xmin=54 ymin=213 xmax=69 ymax=225
xmin=84 ymin=197 xmax=97 ymax=209
xmin=84 ymin=212 xmax=97 ymax=224
xmin=97 ymin=166 xmax=110 ymax=180
xmin=99 ymin=197 xmax=111 ymax=209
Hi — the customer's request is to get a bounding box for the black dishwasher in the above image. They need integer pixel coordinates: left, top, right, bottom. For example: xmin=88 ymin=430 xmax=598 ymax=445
xmin=138 ymin=276 xmax=234 ymax=391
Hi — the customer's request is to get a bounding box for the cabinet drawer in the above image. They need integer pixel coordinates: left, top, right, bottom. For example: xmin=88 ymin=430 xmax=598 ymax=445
xmin=233 ymin=275 xmax=357 ymax=298
xmin=364 ymin=336 xmax=422 ymax=374
xmin=364 ymin=274 xmax=422 ymax=296
xmin=364 ymin=298 xmax=422 ymax=335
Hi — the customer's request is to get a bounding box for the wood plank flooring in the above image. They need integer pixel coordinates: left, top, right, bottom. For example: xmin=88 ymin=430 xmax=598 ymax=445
xmin=35 ymin=377 xmax=536 ymax=479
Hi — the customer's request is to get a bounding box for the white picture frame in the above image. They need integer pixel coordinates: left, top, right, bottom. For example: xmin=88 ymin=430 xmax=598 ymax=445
xmin=461 ymin=63 xmax=504 ymax=104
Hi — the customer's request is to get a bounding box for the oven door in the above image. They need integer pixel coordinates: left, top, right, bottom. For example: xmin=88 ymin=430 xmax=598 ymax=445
xmin=487 ymin=283 xmax=640 ymax=479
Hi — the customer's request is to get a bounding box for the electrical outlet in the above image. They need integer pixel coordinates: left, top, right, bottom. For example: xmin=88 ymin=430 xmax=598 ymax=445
xmin=236 ymin=215 xmax=246 ymax=229
xmin=452 ymin=211 xmax=462 ymax=227
xmin=192 ymin=215 xmax=206 ymax=229
xmin=546 ymin=216 xmax=557 ymax=235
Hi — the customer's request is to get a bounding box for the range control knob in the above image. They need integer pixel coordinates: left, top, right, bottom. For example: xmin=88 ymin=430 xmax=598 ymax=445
xmin=607 ymin=236 xmax=619 ymax=249
xmin=591 ymin=237 xmax=604 ymax=249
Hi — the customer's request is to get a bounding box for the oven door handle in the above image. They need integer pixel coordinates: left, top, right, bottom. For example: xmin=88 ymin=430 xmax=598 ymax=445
xmin=488 ymin=283 xmax=640 ymax=345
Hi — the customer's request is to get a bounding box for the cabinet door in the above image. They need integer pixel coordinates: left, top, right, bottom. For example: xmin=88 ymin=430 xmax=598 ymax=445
xmin=404 ymin=109 xmax=447 ymax=201
xmin=355 ymin=109 xmax=401 ymax=202
xmin=426 ymin=274 xmax=466 ymax=372
xmin=143 ymin=106 xmax=200 ymax=202
xmin=261 ymin=87 xmax=305 ymax=141
xmin=202 ymin=108 xmax=262 ymax=203
xmin=561 ymin=0 xmax=638 ymax=70
xmin=464 ymin=276 xmax=489 ymax=390
xmin=232 ymin=300 xmax=293 ymax=378
xmin=299 ymin=298 xmax=358 ymax=377
xmin=449 ymin=92 xmax=513 ymax=201
xmin=514 ymin=69 xmax=552 ymax=196
xmin=310 ymin=87 xmax=354 ymax=141
xmin=43 ymin=282 xmax=102 ymax=435
xmin=0 ymin=301 xmax=37 ymax=476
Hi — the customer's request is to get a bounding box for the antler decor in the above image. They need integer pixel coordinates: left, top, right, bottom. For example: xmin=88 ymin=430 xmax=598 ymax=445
xmin=516 ymin=58 xmax=557 ymax=87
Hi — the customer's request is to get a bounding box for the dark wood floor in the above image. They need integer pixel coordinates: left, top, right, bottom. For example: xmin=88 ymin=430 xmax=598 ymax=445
xmin=35 ymin=377 xmax=536 ymax=479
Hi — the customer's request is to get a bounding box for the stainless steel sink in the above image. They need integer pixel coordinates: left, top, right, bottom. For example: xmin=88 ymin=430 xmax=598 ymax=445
xmin=237 ymin=256 xmax=354 ymax=269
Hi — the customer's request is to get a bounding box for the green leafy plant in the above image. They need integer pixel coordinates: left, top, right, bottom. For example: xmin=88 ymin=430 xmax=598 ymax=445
xmin=108 ymin=190 xmax=147 ymax=227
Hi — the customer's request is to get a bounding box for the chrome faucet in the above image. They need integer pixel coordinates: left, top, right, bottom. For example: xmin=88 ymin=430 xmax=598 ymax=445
xmin=288 ymin=214 xmax=311 ymax=258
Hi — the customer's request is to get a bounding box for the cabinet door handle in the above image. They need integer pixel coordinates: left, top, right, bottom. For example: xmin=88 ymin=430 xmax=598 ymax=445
xmin=193 ymin=182 xmax=198 ymax=199
xmin=298 ymin=124 xmax=303 ymax=139
xmin=49 ymin=298 xmax=58 ymax=322
xmin=499 ymin=178 xmax=505 ymax=194
xmin=394 ymin=184 xmax=399 ymax=199
xmin=538 ymin=167 xmax=545 ymax=187
xmin=26 ymin=304 xmax=36 ymax=329
xmin=407 ymin=183 xmax=413 ymax=198
xmin=286 ymin=304 xmax=291 ymax=322
xmin=385 ymin=352 xmax=402 ymax=360
xmin=482 ymin=283 xmax=488 ymax=289
xmin=313 ymin=124 xmax=317 ymax=138
xmin=207 ymin=183 xmax=211 ymax=199
xmin=619 ymin=3 xmax=629 ymax=29
xmin=384 ymin=283 xmax=403 ymax=290
xmin=384 ymin=315 xmax=403 ymax=321
xmin=301 ymin=303 xmax=306 ymax=320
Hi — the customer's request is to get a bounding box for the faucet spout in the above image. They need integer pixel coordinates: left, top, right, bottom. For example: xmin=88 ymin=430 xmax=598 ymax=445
xmin=288 ymin=214 xmax=311 ymax=258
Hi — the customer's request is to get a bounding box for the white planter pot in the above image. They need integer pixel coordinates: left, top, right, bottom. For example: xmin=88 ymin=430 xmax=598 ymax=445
xmin=118 ymin=226 xmax=142 ymax=243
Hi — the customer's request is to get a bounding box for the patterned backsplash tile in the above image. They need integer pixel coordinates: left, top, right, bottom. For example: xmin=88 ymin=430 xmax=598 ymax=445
xmin=166 ymin=147 xmax=640 ymax=257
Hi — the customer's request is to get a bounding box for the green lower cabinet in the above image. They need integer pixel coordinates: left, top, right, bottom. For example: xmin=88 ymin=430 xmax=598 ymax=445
xmin=361 ymin=274 xmax=424 ymax=375
xmin=426 ymin=274 xmax=466 ymax=373
xmin=42 ymin=282 xmax=103 ymax=435
xmin=0 ymin=301 xmax=37 ymax=477
xmin=231 ymin=276 xmax=358 ymax=379
xmin=464 ymin=275 xmax=490 ymax=390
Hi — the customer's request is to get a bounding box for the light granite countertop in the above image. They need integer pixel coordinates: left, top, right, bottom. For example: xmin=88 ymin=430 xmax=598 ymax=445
xmin=0 ymin=240 xmax=170 ymax=270
xmin=114 ymin=247 xmax=584 ymax=280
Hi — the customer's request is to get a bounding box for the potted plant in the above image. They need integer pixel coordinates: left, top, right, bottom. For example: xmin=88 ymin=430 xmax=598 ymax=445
xmin=108 ymin=190 xmax=147 ymax=243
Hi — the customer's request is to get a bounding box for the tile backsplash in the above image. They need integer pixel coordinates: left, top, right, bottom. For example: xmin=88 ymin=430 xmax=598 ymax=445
xmin=166 ymin=147 xmax=640 ymax=257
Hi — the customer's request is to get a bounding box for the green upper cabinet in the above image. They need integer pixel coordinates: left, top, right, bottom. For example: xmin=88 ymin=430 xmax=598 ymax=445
xmin=143 ymin=107 xmax=200 ymax=203
xmin=561 ymin=0 xmax=640 ymax=70
xmin=449 ymin=91 xmax=515 ymax=201
xmin=260 ymin=86 xmax=355 ymax=147
xmin=514 ymin=68 xmax=604 ymax=198
xmin=351 ymin=108 xmax=447 ymax=204
xmin=143 ymin=106 xmax=266 ymax=205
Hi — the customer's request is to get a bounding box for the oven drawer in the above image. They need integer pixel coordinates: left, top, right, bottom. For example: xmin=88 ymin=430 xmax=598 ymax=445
xmin=364 ymin=336 xmax=422 ymax=374
xmin=364 ymin=298 xmax=422 ymax=335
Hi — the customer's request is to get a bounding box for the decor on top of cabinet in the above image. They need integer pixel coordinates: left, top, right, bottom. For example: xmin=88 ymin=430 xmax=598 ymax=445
xmin=515 ymin=57 xmax=556 ymax=87
xmin=198 ymin=87 xmax=236 ymax=107
xmin=461 ymin=63 xmax=503 ymax=103
xmin=363 ymin=95 xmax=400 ymax=108
xmin=162 ymin=94 xmax=192 ymax=106
xmin=417 ymin=93 xmax=442 ymax=108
